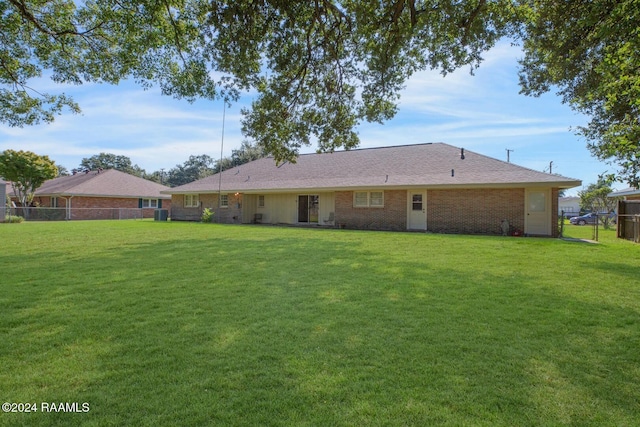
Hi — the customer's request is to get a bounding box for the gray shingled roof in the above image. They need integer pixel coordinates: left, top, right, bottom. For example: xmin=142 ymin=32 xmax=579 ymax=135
xmin=33 ymin=169 xmax=171 ymax=199
xmin=166 ymin=143 xmax=581 ymax=194
xmin=608 ymin=187 xmax=640 ymax=197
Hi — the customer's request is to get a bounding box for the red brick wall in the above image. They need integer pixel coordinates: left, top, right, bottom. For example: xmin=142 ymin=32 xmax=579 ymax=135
xmin=171 ymin=193 xmax=242 ymax=223
xmin=171 ymin=194 xmax=201 ymax=220
xmin=334 ymin=190 xmax=407 ymax=231
xmin=32 ymin=196 xmax=171 ymax=220
xmin=170 ymin=188 xmax=560 ymax=236
xmin=427 ymin=188 xmax=525 ymax=235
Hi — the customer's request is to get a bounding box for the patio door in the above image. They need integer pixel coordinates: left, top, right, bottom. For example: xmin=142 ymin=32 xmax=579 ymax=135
xmin=298 ymin=195 xmax=319 ymax=223
xmin=525 ymin=188 xmax=551 ymax=236
xmin=408 ymin=191 xmax=427 ymax=230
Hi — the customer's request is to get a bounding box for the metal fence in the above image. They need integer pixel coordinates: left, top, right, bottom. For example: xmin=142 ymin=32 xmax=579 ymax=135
xmin=6 ymin=207 xmax=147 ymax=221
xmin=617 ymin=200 xmax=640 ymax=243
xmin=618 ymin=214 xmax=640 ymax=243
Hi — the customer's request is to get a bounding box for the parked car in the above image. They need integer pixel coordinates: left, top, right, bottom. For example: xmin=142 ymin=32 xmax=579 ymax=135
xmin=569 ymin=212 xmax=616 ymax=225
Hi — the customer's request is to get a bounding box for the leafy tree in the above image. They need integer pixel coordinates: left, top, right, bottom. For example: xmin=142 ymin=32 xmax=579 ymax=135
xmin=2 ymin=0 xmax=518 ymax=162
xmin=143 ymin=170 xmax=166 ymax=185
xmin=3 ymin=0 xmax=639 ymax=181
xmin=0 ymin=149 xmax=58 ymax=211
xmin=1 ymin=0 xmax=220 ymax=127
xmin=578 ymin=177 xmax=618 ymax=229
xmin=56 ymin=165 xmax=70 ymax=176
xmin=518 ymin=0 xmax=640 ymax=186
xmin=166 ymin=154 xmax=216 ymax=187
xmin=214 ymin=140 xmax=267 ymax=173
xmin=78 ymin=153 xmax=145 ymax=177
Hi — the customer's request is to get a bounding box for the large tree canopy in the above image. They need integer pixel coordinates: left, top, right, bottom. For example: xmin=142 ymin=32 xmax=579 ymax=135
xmin=518 ymin=0 xmax=640 ymax=187
xmin=0 ymin=149 xmax=58 ymax=208
xmin=78 ymin=152 xmax=145 ymax=176
xmin=165 ymin=154 xmax=216 ymax=187
xmin=2 ymin=1 xmax=639 ymax=183
xmin=1 ymin=0 xmax=518 ymax=156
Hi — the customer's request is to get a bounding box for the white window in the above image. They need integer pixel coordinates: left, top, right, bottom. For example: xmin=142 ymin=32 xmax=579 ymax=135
xmin=142 ymin=199 xmax=158 ymax=208
xmin=258 ymin=195 xmax=265 ymax=208
xmin=220 ymin=194 xmax=229 ymax=208
xmin=354 ymin=192 xmax=369 ymax=207
xmin=51 ymin=197 xmax=61 ymax=208
xmin=354 ymin=191 xmax=384 ymax=208
xmin=370 ymin=191 xmax=384 ymax=207
xmin=185 ymin=194 xmax=199 ymax=207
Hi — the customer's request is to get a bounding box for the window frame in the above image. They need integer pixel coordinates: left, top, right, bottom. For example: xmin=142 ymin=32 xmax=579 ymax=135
xmin=184 ymin=194 xmax=199 ymax=208
xmin=141 ymin=198 xmax=158 ymax=208
xmin=369 ymin=191 xmax=384 ymax=207
xmin=353 ymin=191 xmax=384 ymax=208
xmin=220 ymin=194 xmax=229 ymax=208
xmin=257 ymin=195 xmax=265 ymax=208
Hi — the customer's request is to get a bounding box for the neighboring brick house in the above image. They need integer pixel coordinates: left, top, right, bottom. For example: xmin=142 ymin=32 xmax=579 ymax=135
xmin=165 ymin=143 xmax=581 ymax=236
xmin=9 ymin=169 xmax=171 ymax=220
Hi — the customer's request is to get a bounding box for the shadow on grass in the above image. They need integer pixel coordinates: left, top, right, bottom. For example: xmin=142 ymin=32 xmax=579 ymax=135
xmin=1 ymin=229 xmax=639 ymax=425
xmin=591 ymin=261 xmax=640 ymax=281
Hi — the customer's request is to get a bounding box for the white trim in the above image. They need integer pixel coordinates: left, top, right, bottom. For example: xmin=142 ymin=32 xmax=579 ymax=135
xmin=164 ymin=181 xmax=581 ymax=196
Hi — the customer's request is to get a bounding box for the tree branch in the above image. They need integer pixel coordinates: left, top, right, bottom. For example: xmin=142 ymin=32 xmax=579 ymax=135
xmin=460 ymin=0 xmax=487 ymax=45
xmin=8 ymin=0 xmax=104 ymax=38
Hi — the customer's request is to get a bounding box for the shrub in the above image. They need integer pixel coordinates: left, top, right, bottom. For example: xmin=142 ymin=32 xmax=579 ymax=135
xmin=201 ymin=208 xmax=214 ymax=223
xmin=4 ymin=215 xmax=24 ymax=223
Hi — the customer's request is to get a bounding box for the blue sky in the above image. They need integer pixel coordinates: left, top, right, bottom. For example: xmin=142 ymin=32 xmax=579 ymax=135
xmin=0 ymin=42 xmax=621 ymax=196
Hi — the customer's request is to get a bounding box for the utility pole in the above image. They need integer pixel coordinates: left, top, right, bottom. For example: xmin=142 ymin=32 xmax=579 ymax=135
xmin=506 ymin=149 xmax=514 ymax=163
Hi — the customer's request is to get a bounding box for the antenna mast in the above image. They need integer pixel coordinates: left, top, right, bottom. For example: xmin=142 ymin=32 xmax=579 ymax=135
xmin=217 ymin=101 xmax=227 ymax=221
xmin=506 ymin=149 xmax=514 ymax=163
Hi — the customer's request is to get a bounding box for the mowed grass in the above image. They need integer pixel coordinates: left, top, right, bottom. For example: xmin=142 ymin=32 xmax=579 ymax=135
xmin=1 ymin=220 xmax=639 ymax=426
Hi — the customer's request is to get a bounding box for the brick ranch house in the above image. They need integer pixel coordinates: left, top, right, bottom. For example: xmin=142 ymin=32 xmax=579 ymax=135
xmin=166 ymin=143 xmax=581 ymax=237
xmin=8 ymin=169 xmax=171 ymax=220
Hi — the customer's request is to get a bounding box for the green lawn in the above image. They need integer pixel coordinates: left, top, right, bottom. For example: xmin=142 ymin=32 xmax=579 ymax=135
xmin=1 ymin=221 xmax=639 ymax=426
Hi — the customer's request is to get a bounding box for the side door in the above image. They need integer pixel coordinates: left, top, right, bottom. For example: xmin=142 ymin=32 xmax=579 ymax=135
xmin=525 ymin=188 xmax=551 ymax=236
xmin=407 ymin=191 xmax=427 ymax=230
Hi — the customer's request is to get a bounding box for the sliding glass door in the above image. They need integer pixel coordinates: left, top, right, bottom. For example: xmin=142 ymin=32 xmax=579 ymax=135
xmin=298 ymin=195 xmax=319 ymax=223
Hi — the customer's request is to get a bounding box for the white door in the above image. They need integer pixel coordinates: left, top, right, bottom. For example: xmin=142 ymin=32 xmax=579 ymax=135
xmin=408 ymin=191 xmax=427 ymax=230
xmin=525 ymin=188 xmax=551 ymax=236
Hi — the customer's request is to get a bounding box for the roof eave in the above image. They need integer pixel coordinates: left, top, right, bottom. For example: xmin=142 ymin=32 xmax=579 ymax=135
xmin=164 ymin=179 xmax=582 ymax=195
xmin=34 ymin=192 xmax=171 ymax=199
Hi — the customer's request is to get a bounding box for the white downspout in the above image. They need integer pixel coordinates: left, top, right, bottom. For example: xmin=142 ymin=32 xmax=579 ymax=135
xmin=66 ymin=196 xmax=73 ymax=220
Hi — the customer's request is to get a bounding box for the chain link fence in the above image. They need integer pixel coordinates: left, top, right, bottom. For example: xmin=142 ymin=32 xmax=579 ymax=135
xmin=6 ymin=207 xmax=147 ymax=221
